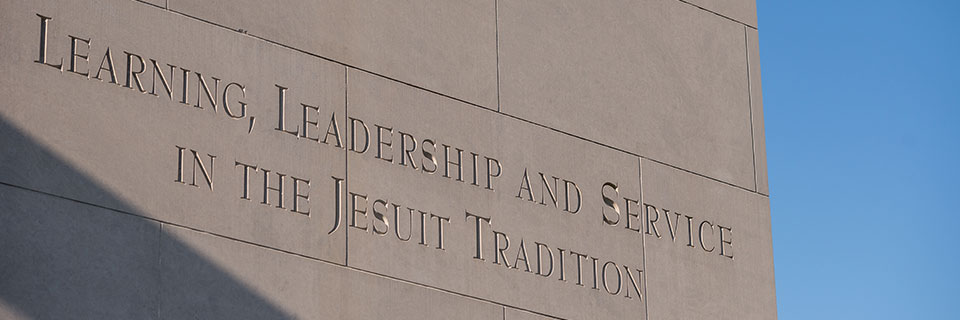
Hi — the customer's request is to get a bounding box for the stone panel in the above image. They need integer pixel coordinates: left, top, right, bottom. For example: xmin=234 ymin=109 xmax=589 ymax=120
xmin=747 ymin=28 xmax=769 ymax=195
xmin=344 ymin=69 xmax=647 ymax=320
xmin=0 ymin=0 xmax=346 ymax=262
xmin=640 ymin=159 xmax=776 ymax=320
xmin=160 ymin=224 xmax=502 ymax=320
xmin=682 ymin=0 xmax=758 ymax=27
xmin=499 ymin=0 xmax=754 ymax=189
xmin=168 ymin=0 xmax=498 ymax=109
xmin=0 ymin=184 xmax=160 ymax=320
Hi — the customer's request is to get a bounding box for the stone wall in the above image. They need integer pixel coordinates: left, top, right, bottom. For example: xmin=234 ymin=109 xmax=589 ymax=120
xmin=0 ymin=0 xmax=773 ymax=319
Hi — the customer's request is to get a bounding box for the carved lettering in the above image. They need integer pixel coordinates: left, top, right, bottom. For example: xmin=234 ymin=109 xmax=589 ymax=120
xmin=467 ymin=214 xmax=645 ymax=302
xmin=442 ymin=144 xmax=463 ymax=182
xmin=149 ymin=59 xmax=174 ymax=99
xmin=601 ymin=182 xmax=620 ymax=225
xmin=349 ymin=117 xmax=370 ymax=153
xmin=719 ymin=225 xmax=734 ymax=259
xmin=563 ymin=179 xmax=582 ymax=213
xmin=645 ymin=204 xmax=662 ymax=238
xmin=68 ymin=35 xmax=90 ymax=77
xmin=421 ymin=139 xmax=439 ymax=174
xmin=535 ymin=242 xmax=553 ymax=277
xmin=466 ymin=211 xmax=491 ymax=260
xmin=329 ymin=176 xmax=345 ymax=234
xmin=94 ymin=47 xmax=117 ymax=84
xmin=124 ymin=51 xmax=146 ymax=92
xmin=35 ymin=14 xmax=63 ymax=71
xmin=223 ymin=82 xmax=247 ymax=119
xmin=301 ymin=103 xmax=321 ymax=141
xmin=375 ymin=124 xmax=394 ymax=163
xmin=175 ymin=146 xmax=214 ymax=191
xmin=699 ymin=220 xmax=715 ymax=253
xmin=349 ymin=192 xmax=369 ymax=231
xmin=485 ymin=157 xmax=501 ymax=190
xmin=291 ymin=176 xmax=310 ymax=215
xmin=275 ymin=84 xmax=299 ymax=136
xmin=371 ymin=199 xmax=390 ymax=235
xmin=513 ymin=239 xmax=532 ymax=272
xmin=322 ymin=113 xmax=343 ymax=148
xmin=624 ymin=197 xmax=641 ymax=232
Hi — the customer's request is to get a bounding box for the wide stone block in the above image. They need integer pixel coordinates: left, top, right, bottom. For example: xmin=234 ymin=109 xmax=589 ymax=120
xmin=344 ymin=69 xmax=647 ymax=320
xmin=640 ymin=159 xmax=776 ymax=320
xmin=0 ymin=0 xmax=346 ymax=263
xmin=682 ymin=0 xmax=758 ymax=27
xmin=160 ymin=224 xmax=502 ymax=320
xmin=0 ymin=184 xmax=160 ymax=320
xmin=499 ymin=0 xmax=755 ymax=189
xmin=169 ymin=0 xmax=498 ymax=109
xmin=747 ymin=28 xmax=769 ymax=195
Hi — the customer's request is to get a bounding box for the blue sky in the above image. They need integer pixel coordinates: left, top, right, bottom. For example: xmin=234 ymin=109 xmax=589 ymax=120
xmin=758 ymin=0 xmax=959 ymax=319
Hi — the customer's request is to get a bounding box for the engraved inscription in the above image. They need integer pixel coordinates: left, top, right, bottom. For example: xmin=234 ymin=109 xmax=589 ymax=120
xmin=23 ymin=11 xmax=748 ymax=314
xmin=466 ymin=211 xmax=644 ymax=302
xmin=175 ymin=146 xmax=215 ymax=191
xmin=34 ymin=15 xmax=253 ymax=128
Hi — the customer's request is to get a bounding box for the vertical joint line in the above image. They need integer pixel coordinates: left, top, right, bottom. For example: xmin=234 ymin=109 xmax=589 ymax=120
xmin=744 ymin=26 xmax=759 ymax=192
xmin=344 ymin=67 xmax=350 ymax=266
xmin=495 ymin=0 xmax=502 ymax=113
xmin=157 ymin=223 xmax=164 ymax=320
xmin=638 ymin=158 xmax=649 ymax=319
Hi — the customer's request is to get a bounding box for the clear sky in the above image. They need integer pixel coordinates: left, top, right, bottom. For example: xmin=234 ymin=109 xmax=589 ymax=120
xmin=758 ymin=0 xmax=959 ymax=319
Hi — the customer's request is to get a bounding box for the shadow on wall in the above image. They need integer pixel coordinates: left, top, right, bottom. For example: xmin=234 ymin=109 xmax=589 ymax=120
xmin=0 ymin=115 xmax=293 ymax=319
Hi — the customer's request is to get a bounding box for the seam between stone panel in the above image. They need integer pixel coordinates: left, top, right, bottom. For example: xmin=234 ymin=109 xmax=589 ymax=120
xmin=744 ymin=26 xmax=759 ymax=193
xmin=638 ymin=158 xmax=650 ymax=320
xmin=675 ymin=0 xmax=758 ymax=29
xmin=157 ymin=222 xmax=163 ymax=320
xmin=495 ymin=0 xmax=501 ymax=113
xmin=132 ymin=0 xmax=164 ymax=10
xmin=134 ymin=1 xmax=770 ymax=196
xmin=344 ymin=67 xmax=350 ymax=267
xmin=0 ymin=181 xmax=567 ymax=320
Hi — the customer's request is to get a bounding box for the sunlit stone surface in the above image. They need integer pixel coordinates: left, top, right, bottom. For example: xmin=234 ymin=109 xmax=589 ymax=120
xmin=0 ymin=0 xmax=773 ymax=319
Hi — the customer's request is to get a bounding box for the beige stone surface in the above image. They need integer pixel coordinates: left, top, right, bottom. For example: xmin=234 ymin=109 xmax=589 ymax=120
xmin=505 ymin=307 xmax=558 ymax=320
xmin=682 ymin=0 xmax=758 ymax=27
xmin=0 ymin=184 xmax=160 ymax=320
xmin=0 ymin=0 xmax=773 ymax=319
xmin=747 ymin=28 xmax=769 ymax=195
xmin=499 ymin=0 xmax=755 ymax=189
xmin=640 ymin=159 xmax=776 ymax=320
xmin=345 ymin=69 xmax=647 ymax=320
xmin=161 ymin=224 xmax=502 ymax=320
xmin=136 ymin=0 xmax=165 ymax=9
xmin=168 ymin=0 xmax=498 ymax=110
xmin=0 ymin=0 xmax=346 ymax=262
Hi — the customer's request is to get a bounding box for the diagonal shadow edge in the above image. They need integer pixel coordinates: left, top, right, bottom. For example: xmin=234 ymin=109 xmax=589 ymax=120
xmin=0 ymin=115 xmax=295 ymax=319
